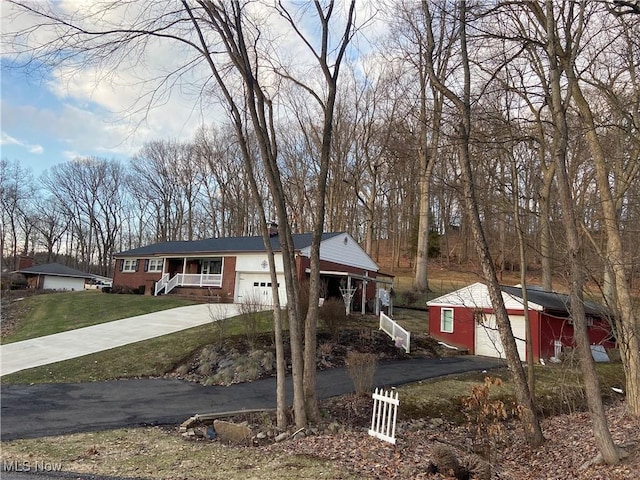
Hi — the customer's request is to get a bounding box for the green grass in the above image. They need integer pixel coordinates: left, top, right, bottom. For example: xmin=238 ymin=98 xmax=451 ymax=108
xmin=1 ymin=312 xmax=276 ymax=384
xmin=2 ymin=291 xmax=199 ymax=343
xmin=0 ymin=427 xmax=364 ymax=480
xmin=399 ymin=363 xmax=626 ymax=423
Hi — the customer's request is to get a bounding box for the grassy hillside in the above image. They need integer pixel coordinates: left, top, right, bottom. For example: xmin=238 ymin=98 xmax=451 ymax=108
xmin=1 ymin=291 xmax=199 ymax=344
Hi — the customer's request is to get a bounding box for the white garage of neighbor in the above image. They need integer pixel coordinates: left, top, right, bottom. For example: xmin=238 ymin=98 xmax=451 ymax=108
xmin=16 ymin=262 xmax=96 ymax=291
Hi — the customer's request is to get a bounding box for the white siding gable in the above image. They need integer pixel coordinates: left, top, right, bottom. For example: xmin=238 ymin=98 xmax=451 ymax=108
xmin=235 ymin=253 xmax=285 ymax=273
xmin=299 ymin=233 xmax=378 ymax=272
xmin=427 ymin=282 xmax=543 ymax=311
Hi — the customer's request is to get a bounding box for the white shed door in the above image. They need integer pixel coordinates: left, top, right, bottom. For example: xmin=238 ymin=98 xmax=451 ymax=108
xmin=235 ymin=273 xmax=287 ymax=307
xmin=475 ymin=314 xmax=527 ymax=361
xmin=43 ymin=276 xmax=85 ymax=291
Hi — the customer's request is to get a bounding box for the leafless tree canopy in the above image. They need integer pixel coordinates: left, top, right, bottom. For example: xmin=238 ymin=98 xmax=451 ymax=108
xmin=2 ymin=0 xmax=640 ymax=454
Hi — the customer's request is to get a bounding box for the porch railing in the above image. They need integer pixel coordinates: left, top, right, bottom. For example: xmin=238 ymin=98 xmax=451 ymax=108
xmin=155 ymin=273 xmax=223 ymax=295
xmin=166 ymin=274 xmax=180 ymax=294
xmin=176 ymin=273 xmax=222 ymax=288
xmin=154 ymin=273 xmax=169 ymax=296
xmin=379 ymin=312 xmax=411 ymax=354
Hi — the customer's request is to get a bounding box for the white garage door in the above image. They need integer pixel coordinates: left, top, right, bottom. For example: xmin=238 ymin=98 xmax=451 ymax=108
xmin=235 ymin=273 xmax=287 ymax=307
xmin=475 ymin=314 xmax=527 ymax=361
xmin=43 ymin=275 xmax=85 ymax=291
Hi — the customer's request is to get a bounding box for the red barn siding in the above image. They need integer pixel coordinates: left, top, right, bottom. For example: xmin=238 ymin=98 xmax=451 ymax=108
xmin=428 ymin=304 xmax=614 ymax=362
xmin=428 ymin=305 xmax=476 ymax=352
xmin=540 ymin=314 xmax=615 ymax=359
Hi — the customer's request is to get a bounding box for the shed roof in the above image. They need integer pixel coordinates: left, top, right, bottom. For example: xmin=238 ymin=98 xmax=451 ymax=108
xmin=427 ymin=282 xmax=543 ymax=311
xmin=427 ymin=282 xmax=608 ymax=318
xmin=16 ymin=262 xmax=95 ymax=279
xmin=501 ymin=285 xmax=607 ymax=317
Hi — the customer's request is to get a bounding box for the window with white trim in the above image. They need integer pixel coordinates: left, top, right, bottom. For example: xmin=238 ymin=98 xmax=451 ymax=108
xmin=122 ymin=259 xmax=137 ymax=272
xmin=441 ymin=308 xmax=454 ymax=333
xmin=202 ymin=258 xmax=223 ymax=275
xmin=148 ymin=259 xmax=164 ymax=272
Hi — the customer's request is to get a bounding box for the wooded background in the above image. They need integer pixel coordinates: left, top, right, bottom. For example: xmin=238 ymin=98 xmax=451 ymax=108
xmin=2 ymin=1 xmax=638 ymax=291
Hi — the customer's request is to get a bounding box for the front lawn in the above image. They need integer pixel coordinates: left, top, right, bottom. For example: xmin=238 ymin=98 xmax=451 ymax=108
xmin=1 ymin=291 xmax=199 ymax=344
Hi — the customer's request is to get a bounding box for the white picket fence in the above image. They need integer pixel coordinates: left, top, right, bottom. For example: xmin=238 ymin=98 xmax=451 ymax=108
xmin=379 ymin=312 xmax=411 ymax=353
xmin=368 ymin=388 xmax=399 ymax=444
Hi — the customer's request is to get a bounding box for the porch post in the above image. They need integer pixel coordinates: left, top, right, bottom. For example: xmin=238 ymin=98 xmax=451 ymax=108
xmin=361 ymin=272 xmax=367 ymax=315
xmin=347 ymin=275 xmax=352 ymax=314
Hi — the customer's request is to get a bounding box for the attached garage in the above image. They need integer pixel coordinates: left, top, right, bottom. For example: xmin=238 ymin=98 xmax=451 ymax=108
xmin=234 ymin=272 xmax=286 ymax=306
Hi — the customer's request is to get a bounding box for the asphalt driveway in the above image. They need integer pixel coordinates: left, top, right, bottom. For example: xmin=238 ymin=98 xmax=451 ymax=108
xmin=0 ymin=356 xmax=504 ymax=441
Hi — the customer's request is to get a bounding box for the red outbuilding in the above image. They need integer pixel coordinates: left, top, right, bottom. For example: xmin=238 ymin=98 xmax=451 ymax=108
xmin=427 ymin=282 xmax=615 ymax=363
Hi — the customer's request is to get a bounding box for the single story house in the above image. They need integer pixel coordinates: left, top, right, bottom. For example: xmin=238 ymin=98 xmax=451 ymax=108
xmin=112 ymin=230 xmax=393 ymax=310
xmin=427 ymin=282 xmax=615 ymax=362
xmin=16 ymin=262 xmax=96 ymax=291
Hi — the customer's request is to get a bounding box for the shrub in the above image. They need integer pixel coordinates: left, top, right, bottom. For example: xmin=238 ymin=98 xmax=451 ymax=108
xmin=346 ymin=351 xmax=377 ymax=396
xmin=319 ymin=297 xmax=347 ymax=340
xmin=238 ymin=292 xmax=265 ymax=349
xmin=462 ymin=377 xmax=509 ymax=460
xmin=109 ymin=284 xmax=134 ymax=294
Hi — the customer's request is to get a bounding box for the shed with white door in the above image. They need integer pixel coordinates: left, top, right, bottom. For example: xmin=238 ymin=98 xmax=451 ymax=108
xmin=426 ymin=282 xmax=615 ymax=363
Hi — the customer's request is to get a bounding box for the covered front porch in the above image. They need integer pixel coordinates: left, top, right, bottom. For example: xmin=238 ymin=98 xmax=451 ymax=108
xmin=154 ymin=257 xmax=224 ymax=295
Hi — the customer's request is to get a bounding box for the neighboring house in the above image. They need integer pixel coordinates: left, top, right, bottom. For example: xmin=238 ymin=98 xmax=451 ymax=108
xmin=112 ymin=230 xmax=393 ymax=310
xmin=426 ymin=282 xmax=615 ymax=362
xmin=16 ymin=262 xmax=96 ymax=291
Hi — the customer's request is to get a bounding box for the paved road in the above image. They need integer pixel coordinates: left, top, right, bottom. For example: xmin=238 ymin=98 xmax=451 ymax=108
xmin=0 ymin=304 xmax=240 ymax=376
xmin=1 ymin=356 xmax=503 ymax=441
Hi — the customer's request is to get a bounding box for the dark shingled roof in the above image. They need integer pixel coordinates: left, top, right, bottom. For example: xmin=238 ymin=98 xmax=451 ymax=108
xmin=17 ymin=262 xmax=95 ymax=279
xmin=501 ymin=285 xmax=608 ymax=318
xmin=115 ymin=232 xmax=343 ymax=257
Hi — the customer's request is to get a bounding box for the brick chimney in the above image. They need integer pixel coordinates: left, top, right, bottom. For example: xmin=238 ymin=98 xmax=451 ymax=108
xmin=18 ymin=255 xmax=34 ymax=270
xmin=268 ymin=222 xmax=278 ymax=237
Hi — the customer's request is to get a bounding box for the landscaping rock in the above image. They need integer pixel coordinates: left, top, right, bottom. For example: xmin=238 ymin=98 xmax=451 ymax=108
xmin=213 ymin=419 xmax=252 ymax=445
xmin=275 ymin=432 xmax=288 ymax=442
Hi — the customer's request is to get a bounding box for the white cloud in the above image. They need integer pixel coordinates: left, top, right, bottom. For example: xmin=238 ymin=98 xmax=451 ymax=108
xmin=1 ymin=130 xmax=44 ymax=154
xmin=2 ymin=0 xmax=374 ymax=170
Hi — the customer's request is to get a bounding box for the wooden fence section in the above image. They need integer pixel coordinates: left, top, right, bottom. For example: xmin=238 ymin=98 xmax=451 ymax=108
xmin=368 ymin=388 xmax=399 ymax=444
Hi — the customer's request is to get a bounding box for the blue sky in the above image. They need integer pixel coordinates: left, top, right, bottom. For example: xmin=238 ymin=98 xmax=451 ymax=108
xmin=1 ymin=52 xmax=210 ymax=177
xmin=1 ymin=1 xmax=382 ymax=178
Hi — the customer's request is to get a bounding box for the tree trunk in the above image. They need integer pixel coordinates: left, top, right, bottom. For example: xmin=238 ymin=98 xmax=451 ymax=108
xmin=421 ymin=0 xmax=545 ymax=447
xmin=566 ymin=67 xmax=640 ymax=418
xmin=541 ymin=0 xmax=622 ymax=462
